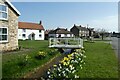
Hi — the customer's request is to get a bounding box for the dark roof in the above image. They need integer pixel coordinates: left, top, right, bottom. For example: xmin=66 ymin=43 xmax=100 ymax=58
xmin=49 ymin=28 xmax=72 ymax=34
xmin=18 ymin=22 xmax=44 ymax=30
xmin=45 ymin=30 xmax=52 ymax=34
xmin=73 ymin=24 xmax=89 ymax=31
xmin=87 ymin=28 xmax=94 ymax=31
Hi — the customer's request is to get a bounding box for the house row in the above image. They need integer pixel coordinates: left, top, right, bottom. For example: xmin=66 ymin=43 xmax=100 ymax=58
xmin=18 ymin=23 xmax=94 ymax=40
xmin=45 ymin=24 xmax=94 ymax=39
xmin=70 ymin=24 xmax=94 ymax=38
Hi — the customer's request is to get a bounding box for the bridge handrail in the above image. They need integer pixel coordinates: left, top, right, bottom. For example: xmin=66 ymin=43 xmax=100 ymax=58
xmin=49 ymin=38 xmax=83 ymax=48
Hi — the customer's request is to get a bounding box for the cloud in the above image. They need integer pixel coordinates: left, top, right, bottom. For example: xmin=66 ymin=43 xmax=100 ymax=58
xmin=90 ymin=15 xmax=118 ymax=32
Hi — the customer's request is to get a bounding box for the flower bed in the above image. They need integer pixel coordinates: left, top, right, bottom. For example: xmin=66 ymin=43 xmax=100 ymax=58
xmin=46 ymin=48 xmax=86 ymax=78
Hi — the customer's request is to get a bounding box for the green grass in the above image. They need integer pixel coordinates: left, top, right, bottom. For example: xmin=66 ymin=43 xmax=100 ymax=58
xmin=76 ymin=41 xmax=118 ymax=78
xmin=2 ymin=40 xmax=118 ymax=78
xmin=2 ymin=40 xmax=60 ymax=78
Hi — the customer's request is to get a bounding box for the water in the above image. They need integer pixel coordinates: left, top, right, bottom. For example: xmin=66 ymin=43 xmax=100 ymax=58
xmin=63 ymin=49 xmax=72 ymax=54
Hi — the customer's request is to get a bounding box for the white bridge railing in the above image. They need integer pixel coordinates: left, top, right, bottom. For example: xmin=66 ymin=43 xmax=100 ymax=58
xmin=49 ymin=38 xmax=83 ymax=48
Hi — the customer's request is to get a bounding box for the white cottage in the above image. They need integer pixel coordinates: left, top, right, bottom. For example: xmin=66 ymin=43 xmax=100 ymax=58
xmin=48 ymin=28 xmax=74 ymax=38
xmin=18 ymin=21 xmax=44 ymax=40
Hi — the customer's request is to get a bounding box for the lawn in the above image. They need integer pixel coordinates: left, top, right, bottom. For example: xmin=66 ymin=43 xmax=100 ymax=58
xmin=76 ymin=41 xmax=118 ymax=78
xmin=2 ymin=40 xmax=118 ymax=79
xmin=2 ymin=40 xmax=60 ymax=78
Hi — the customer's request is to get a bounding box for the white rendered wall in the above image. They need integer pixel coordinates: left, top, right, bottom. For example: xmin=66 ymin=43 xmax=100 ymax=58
xmin=18 ymin=29 xmax=44 ymax=40
xmin=49 ymin=34 xmax=74 ymax=38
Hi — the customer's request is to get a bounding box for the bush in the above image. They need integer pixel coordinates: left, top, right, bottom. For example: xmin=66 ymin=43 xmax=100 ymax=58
xmin=47 ymin=49 xmax=56 ymax=55
xmin=35 ymin=51 xmax=47 ymax=60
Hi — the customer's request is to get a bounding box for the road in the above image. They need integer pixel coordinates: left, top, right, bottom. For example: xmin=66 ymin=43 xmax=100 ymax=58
xmin=111 ymin=37 xmax=120 ymax=62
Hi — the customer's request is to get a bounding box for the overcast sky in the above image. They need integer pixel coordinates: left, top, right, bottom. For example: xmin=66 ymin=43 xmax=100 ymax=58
xmin=12 ymin=2 xmax=118 ymax=32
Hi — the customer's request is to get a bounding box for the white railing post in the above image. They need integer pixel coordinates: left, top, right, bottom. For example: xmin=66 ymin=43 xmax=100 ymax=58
xmin=81 ymin=39 xmax=83 ymax=48
xmin=54 ymin=38 xmax=55 ymax=45
xmin=49 ymin=38 xmax=51 ymax=47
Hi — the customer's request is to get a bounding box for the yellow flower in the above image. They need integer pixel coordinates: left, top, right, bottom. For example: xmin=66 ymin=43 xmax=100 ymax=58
xmin=53 ymin=65 xmax=57 ymax=67
xmin=68 ymin=54 xmax=72 ymax=59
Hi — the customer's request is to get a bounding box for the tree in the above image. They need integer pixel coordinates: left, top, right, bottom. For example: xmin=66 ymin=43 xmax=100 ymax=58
xmin=96 ymin=28 xmax=108 ymax=40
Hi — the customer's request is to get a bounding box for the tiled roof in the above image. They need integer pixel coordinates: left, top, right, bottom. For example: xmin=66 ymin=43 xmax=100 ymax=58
xmin=49 ymin=28 xmax=72 ymax=34
xmin=18 ymin=22 xmax=44 ymax=30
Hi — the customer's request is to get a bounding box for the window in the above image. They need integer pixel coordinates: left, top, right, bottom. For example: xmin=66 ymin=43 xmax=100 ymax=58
xmin=39 ymin=30 xmax=41 ymax=33
xmin=22 ymin=34 xmax=26 ymax=38
xmin=39 ymin=34 xmax=42 ymax=37
xmin=22 ymin=29 xmax=26 ymax=32
xmin=0 ymin=27 xmax=8 ymax=42
xmin=0 ymin=4 xmax=8 ymax=20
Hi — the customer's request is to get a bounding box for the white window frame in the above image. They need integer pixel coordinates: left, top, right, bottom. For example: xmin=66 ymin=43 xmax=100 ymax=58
xmin=0 ymin=27 xmax=8 ymax=43
xmin=0 ymin=3 xmax=8 ymax=20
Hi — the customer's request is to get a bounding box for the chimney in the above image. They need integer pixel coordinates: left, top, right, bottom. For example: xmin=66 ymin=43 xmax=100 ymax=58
xmin=39 ymin=20 xmax=42 ymax=25
xmin=74 ymin=24 xmax=76 ymax=27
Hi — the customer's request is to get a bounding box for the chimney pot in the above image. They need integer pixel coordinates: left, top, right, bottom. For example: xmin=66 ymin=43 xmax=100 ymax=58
xmin=39 ymin=20 xmax=42 ymax=25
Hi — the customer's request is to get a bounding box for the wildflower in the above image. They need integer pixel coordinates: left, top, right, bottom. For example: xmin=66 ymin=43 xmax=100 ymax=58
xmin=58 ymin=74 xmax=61 ymax=76
xmin=83 ymin=55 xmax=86 ymax=58
xmin=78 ymin=58 xmax=81 ymax=61
xmin=53 ymin=65 xmax=57 ymax=67
xmin=72 ymin=70 xmax=76 ymax=73
xmin=48 ymin=69 xmax=51 ymax=71
xmin=66 ymin=68 xmax=69 ymax=71
xmin=47 ymin=71 xmax=50 ymax=74
xmin=25 ymin=55 xmax=30 ymax=61
xmin=62 ymin=71 xmax=65 ymax=74
xmin=48 ymin=75 xmax=51 ymax=78
xmin=58 ymin=68 xmax=61 ymax=72
xmin=75 ymin=75 xmax=79 ymax=78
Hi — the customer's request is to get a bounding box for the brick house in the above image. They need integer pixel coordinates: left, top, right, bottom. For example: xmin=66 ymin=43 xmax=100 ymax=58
xmin=18 ymin=21 xmax=44 ymax=40
xmin=48 ymin=28 xmax=74 ymax=38
xmin=0 ymin=0 xmax=21 ymax=51
xmin=70 ymin=24 xmax=94 ymax=38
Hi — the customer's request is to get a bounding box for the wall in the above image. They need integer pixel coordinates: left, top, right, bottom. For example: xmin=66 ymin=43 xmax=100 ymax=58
xmin=48 ymin=34 xmax=74 ymax=38
xmin=0 ymin=0 xmax=19 ymax=51
xmin=70 ymin=26 xmax=79 ymax=37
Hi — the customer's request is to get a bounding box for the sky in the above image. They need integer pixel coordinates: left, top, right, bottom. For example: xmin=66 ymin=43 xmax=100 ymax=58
xmin=12 ymin=2 xmax=118 ymax=32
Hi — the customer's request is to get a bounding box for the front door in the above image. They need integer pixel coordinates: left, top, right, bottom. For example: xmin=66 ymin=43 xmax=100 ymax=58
xmin=31 ymin=33 xmax=35 ymax=40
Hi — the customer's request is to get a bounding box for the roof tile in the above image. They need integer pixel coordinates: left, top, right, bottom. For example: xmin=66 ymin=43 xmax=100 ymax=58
xmin=18 ymin=22 xmax=44 ymax=30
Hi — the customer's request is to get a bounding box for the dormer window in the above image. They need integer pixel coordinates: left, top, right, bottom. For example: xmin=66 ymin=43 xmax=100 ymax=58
xmin=0 ymin=4 xmax=8 ymax=20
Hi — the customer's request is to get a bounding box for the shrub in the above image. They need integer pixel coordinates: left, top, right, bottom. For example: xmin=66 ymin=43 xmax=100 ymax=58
xmin=35 ymin=51 xmax=47 ymax=60
xmin=47 ymin=49 xmax=56 ymax=55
